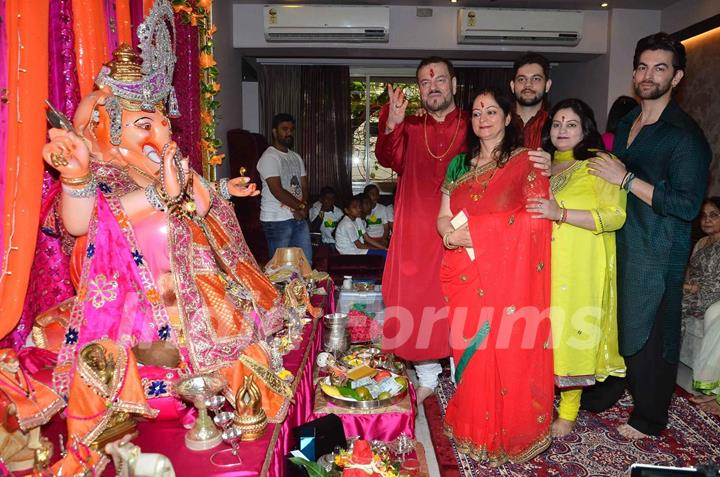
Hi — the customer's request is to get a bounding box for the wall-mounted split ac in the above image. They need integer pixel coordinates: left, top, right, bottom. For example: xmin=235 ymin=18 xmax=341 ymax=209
xmin=263 ymin=5 xmax=389 ymax=43
xmin=457 ymin=8 xmax=583 ymax=46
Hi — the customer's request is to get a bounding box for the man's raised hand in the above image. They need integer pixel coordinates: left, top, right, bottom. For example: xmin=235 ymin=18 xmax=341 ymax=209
xmin=385 ymin=83 xmax=408 ymax=132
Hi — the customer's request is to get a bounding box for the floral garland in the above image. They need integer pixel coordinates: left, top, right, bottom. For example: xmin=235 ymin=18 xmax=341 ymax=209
xmin=172 ymin=0 xmax=224 ymax=177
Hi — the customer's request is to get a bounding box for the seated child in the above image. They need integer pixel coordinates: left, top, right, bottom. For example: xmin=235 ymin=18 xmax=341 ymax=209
xmin=363 ymin=184 xmax=391 ymax=246
xmin=309 ymin=186 xmax=344 ymax=245
xmin=335 ymin=194 xmax=387 ymax=256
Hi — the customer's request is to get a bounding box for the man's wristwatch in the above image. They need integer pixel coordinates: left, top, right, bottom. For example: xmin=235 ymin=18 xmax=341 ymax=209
xmin=296 ymin=203 xmax=306 ymax=210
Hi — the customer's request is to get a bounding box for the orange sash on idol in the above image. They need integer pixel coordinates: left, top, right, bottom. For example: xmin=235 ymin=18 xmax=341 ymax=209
xmin=65 ymin=340 xmax=157 ymax=445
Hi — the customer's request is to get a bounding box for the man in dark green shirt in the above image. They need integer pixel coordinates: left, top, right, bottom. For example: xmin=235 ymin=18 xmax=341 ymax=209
xmin=583 ymin=32 xmax=711 ymax=438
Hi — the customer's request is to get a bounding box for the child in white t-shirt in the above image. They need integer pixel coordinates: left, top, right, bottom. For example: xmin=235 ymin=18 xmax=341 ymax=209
xmin=363 ymin=184 xmax=390 ymax=245
xmin=335 ymin=195 xmax=387 ymax=256
xmin=309 ymin=187 xmax=343 ymax=244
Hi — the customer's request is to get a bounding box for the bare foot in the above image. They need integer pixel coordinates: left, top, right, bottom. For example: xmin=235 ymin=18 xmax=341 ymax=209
xmin=689 ymin=394 xmax=716 ymax=404
xmin=698 ymin=399 xmax=720 ymax=416
xmin=617 ymin=423 xmax=649 ymax=439
xmin=551 ymin=418 xmax=575 ymax=437
xmin=416 ymin=386 xmax=435 ymax=406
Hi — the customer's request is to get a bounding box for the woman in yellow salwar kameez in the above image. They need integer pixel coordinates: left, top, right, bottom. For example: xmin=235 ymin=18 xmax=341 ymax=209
xmin=527 ymin=98 xmax=627 ymax=436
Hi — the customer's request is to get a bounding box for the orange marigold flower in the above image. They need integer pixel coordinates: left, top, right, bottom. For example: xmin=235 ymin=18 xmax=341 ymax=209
xmin=209 ymin=154 xmax=225 ymax=166
xmin=190 ymin=14 xmax=199 ymax=26
xmin=201 ymin=111 xmax=214 ymax=124
xmin=173 ymin=5 xmax=192 ymax=14
xmin=197 ymin=0 xmax=212 ymax=8
xmin=208 ymin=24 xmax=217 ymax=36
xmin=199 ymin=53 xmax=216 ymax=69
xmin=146 ymin=289 xmax=160 ymax=304
xmin=212 ymin=83 xmax=221 ymax=93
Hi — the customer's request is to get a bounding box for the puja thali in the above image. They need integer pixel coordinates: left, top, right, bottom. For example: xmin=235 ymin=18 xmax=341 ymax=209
xmin=317 ymin=346 xmax=409 ymax=409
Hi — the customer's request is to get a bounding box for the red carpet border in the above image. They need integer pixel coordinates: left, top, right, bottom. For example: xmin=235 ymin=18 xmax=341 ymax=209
xmin=424 ymin=372 xmax=720 ymax=477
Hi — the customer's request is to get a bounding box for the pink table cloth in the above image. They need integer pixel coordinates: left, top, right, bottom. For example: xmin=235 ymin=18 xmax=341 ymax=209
xmin=35 ymin=280 xmax=334 ymax=477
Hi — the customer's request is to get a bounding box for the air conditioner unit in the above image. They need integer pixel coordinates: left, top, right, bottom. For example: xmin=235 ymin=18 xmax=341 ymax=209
xmin=264 ymin=5 xmax=389 ymax=43
xmin=457 ymin=8 xmax=583 ymax=46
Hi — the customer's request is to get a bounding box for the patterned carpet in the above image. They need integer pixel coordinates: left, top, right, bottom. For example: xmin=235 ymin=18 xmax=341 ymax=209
xmin=425 ymin=372 xmax=720 ymax=477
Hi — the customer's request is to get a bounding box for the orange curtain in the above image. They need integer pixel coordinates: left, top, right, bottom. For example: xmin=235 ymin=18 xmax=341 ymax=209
xmin=116 ymin=0 xmax=133 ymax=46
xmin=72 ymin=0 xmax=109 ymax=97
xmin=143 ymin=0 xmax=153 ymax=16
xmin=0 ymin=0 xmax=49 ymax=338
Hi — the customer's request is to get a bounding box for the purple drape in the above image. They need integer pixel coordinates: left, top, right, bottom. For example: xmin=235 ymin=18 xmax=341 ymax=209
xmin=103 ymin=0 xmax=120 ymax=53
xmin=0 ymin=0 xmax=81 ymax=350
xmin=172 ymin=18 xmax=202 ymax=173
xmin=48 ymin=0 xmax=81 ymax=119
xmin=129 ymin=0 xmax=144 ymax=50
xmin=0 ymin=0 xmax=8 ymax=262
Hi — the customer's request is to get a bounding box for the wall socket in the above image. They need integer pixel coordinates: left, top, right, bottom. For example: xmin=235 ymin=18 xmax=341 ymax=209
xmin=416 ymin=8 xmax=433 ymax=17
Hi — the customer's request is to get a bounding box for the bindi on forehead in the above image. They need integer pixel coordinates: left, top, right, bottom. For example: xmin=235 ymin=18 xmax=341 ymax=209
xmin=561 ymin=115 xmax=565 ymax=122
xmin=480 ymin=101 xmax=485 ymax=108
xmin=429 ymin=68 xmax=434 ymax=78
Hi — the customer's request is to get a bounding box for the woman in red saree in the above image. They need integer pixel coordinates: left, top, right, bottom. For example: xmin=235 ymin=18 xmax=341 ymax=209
xmin=437 ymin=88 xmax=553 ymax=465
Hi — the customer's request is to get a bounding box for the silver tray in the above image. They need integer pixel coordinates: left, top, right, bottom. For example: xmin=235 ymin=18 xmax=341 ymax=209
xmin=323 ymin=386 xmax=408 ymax=410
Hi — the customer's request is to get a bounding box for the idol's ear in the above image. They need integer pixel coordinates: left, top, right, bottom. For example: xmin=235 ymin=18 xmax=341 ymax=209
xmin=72 ymin=86 xmax=113 ymax=132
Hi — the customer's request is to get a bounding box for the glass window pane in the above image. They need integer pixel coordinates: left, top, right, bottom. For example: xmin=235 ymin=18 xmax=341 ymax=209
xmin=351 ymin=78 xmax=419 ymax=191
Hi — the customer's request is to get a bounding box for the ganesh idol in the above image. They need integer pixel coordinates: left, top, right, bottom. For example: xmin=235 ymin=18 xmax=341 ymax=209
xmin=35 ymin=0 xmax=292 ymax=434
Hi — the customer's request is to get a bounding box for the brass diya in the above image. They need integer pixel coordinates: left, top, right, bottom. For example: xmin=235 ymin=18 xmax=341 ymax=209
xmin=233 ymin=375 xmax=267 ymax=440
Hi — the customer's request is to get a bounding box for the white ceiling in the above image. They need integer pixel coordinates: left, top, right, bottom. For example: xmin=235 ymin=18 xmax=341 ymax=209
xmin=233 ymin=0 xmax=679 ymax=11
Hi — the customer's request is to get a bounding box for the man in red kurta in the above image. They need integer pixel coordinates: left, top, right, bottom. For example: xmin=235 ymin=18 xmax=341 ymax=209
xmin=510 ymin=52 xmax=552 ymax=149
xmin=375 ymin=57 xmax=468 ymax=403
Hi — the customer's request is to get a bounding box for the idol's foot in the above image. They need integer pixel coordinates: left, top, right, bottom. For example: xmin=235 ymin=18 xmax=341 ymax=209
xmin=617 ymin=423 xmax=649 ymax=440
xmin=551 ymin=418 xmax=575 ymax=437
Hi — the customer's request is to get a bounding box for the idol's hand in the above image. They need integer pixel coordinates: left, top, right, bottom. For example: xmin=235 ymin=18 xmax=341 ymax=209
xmin=42 ymin=128 xmax=91 ymax=178
xmin=227 ymin=177 xmax=260 ymax=197
xmin=449 ymin=224 xmax=473 ymax=248
xmin=527 ymin=188 xmax=561 ymax=220
xmin=588 ymin=151 xmax=626 ymax=186
xmin=528 ymin=148 xmax=552 ymax=177
xmin=161 ymin=141 xmax=187 ymax=198
xmin=385 ymin=83 xmax=408 ymax=132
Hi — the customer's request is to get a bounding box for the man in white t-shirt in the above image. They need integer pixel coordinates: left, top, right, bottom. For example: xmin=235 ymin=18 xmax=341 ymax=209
xmin=257 ymin=113 xmax=312 ymax=263
xmin=309 ymin=186 xmax=343 ymax=245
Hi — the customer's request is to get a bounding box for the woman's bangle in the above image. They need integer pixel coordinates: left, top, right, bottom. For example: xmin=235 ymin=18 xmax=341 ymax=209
xmin=60 ymin=172 xmax=93 ymax=186
xmin=61 ymin=178 xmax=96 ymax=198
xmin=556 ymin=207 xmax=568 ymax=224
xmin=443 ymin=230 xmax=458 ymax=250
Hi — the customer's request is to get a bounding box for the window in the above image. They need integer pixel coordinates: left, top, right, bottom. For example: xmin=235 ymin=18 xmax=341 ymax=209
xmin=350 ymin=76 xmax=421 ymax=193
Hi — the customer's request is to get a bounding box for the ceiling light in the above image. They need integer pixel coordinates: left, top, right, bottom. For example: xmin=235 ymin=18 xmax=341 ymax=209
xmin=600 ymin=2 xmax=608 ymax=7
xmin=451 ymin=0 xmax=458 ymax=3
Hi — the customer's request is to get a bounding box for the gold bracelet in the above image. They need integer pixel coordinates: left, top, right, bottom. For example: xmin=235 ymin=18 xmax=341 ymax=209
xmin=443 ymin=230 xmax=458 ymax=250
xmin=59 ymin=172 xmax=93 ymax=186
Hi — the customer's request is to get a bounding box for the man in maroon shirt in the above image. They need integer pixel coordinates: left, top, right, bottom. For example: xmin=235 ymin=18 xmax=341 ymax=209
xmin=510 ymin=52 xmax=552 ymax=149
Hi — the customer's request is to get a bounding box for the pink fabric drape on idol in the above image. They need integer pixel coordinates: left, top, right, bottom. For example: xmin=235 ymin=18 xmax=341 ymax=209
xmin=173 ymin=18 xmax=202 ymax=173
xmin=0 ymin=0 xmax=7 ymax=262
